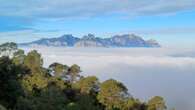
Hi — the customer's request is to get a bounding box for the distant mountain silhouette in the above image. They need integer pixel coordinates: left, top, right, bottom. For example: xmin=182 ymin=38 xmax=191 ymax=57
xmin=19 ymin=34 xmax=160 ymax=47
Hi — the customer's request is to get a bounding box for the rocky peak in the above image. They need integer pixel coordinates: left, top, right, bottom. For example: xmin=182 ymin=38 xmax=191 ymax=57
xmin=82 ymin=34 xmax=96 ymax=40
xmin=146 ymin=39 xmax=161 ymax=47
xmin=19 ymin=33 xmax=161 ymax=48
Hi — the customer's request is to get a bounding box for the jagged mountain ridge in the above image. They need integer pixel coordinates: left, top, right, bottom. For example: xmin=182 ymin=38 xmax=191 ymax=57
xmin=20 ymin=34 xmax=161 ymax=47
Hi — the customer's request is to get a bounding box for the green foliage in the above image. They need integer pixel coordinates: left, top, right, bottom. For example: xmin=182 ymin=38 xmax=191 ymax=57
xmin=13 ymin=49 xmax=26 ymax=65
xmin=16 ymin=84 xmax=68 ymax=110
xmin=73 ymin=76 xmax=99 ymax=94
xmin=49 ymin=62 xmax=69 ymax=78
xmin=15 ymin=97 xmax=36 ymax=110
xmin=68 ymin=64 xmax=81 ymax=82
xmin=76 ymin=94 xmax=102 ymax=110
xmin=21 ymin=72 xmax=48 ymax=94
xmin=24 ymin=50 xmax=43 ymax=73
xmin=97 ymin=79 xmax=129 ymax=110
xmin=0 ymin=44 xmax=169 ymax=110
xmin=122 ymin=98 xmax=147 ymax=110
xmin=48 ymin=77 xmax=68 ymax=90
xmin=147 ymin=96 xmax=166 ymax=110
xmin=13 ymin=49 xmax=25 ymax=57
xmin=0 ymin=42 xmax=18 ymax=57
xmin=0 ymin=104 xmax=7 ymax=110
xmin=65 ymin=102 xmax=80 ymax=110
xmin=65 ymin=94 xmax=102 ymax=110
xmin=0 ymin=42 xmax=17 ymax=52
xmin=0 ymin=56 xmax=27 ymax=108
xmin=33 ymin=83 xmax=68 ymax=110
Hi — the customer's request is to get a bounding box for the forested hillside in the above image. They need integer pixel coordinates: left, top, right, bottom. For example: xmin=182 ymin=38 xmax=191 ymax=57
xmin=0 ymin=42 xmax=167 ymax=110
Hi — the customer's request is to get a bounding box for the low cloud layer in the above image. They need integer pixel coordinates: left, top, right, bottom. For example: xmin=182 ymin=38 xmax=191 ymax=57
xmin=22 ymin=47 xmax=195 ymax=110
xmin=1 ymin=0 xmax=195 ymax=18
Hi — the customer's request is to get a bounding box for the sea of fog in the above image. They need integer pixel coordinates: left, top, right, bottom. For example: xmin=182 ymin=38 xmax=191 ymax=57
xmin=21 ymin=47 xmax=195 ymax=110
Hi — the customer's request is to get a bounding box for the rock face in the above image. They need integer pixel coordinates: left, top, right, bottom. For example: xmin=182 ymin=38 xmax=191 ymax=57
xmin=74 ymin=34 xmax=104 ymax=47
xmin=146 ymin=39 xmax=161 ymax=47
xmin=21 ymin=34 xmax=79 ymax=47
xmin=109 ymin=34 xmax=148 ymax=47
xmin=20 ymin=34 xmax=161 ymax=47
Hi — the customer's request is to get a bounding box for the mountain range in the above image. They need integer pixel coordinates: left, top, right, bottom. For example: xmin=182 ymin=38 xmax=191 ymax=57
xmin=19 ymin=34 xmax=161 ymax=47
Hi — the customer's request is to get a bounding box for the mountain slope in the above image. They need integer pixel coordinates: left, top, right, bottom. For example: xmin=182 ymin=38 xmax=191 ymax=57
xmin=20 ymin=34 xmax=161 ymax=47
xmin=20 ymin=34 xmax=79 ymax=47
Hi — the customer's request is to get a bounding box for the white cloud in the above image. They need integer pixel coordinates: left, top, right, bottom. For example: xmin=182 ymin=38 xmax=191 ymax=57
xmin=0 ymin=0 xmax=195 ymax=18
xmin=0 ymin=29 xmax=64 ymax=44
xmin=126 ymin=27 xmax=195 ymax=35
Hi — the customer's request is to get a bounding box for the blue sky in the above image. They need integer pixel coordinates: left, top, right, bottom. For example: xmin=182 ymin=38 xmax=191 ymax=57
xmin=0 ymin=0 xmax=195 ymax=47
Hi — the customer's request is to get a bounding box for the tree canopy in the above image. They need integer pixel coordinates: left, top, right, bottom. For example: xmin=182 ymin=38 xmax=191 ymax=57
xmin=24 ymin=50 xmax=43 ymax=73
xmin=97 ymin=79 xmax=129 ymax=110
xmin=0 ymin=43 xmax=170 ymax=110
xmin=49 ymin=62 xmax=69 ymax=78
xmin=0 ymin=42 xmax=18 ymax=57
xmin=147 ymin=96 xmax=166 ymax=110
